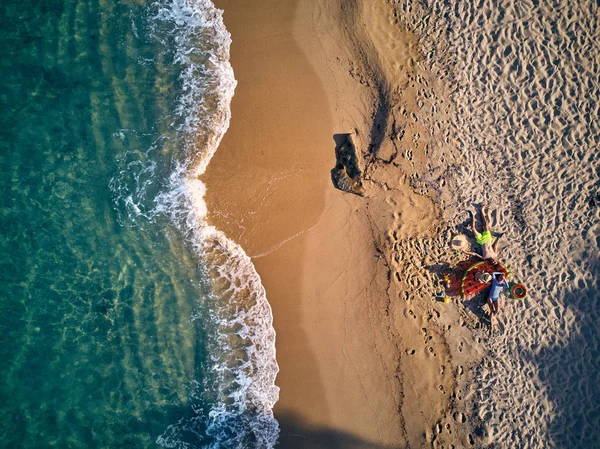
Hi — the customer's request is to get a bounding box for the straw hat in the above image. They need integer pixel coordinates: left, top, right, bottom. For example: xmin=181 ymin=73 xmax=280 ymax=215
xmin=450 ymin=234 xmax=469 ymax=251
xmin=475 ymin=272 xmax=492 ymax=283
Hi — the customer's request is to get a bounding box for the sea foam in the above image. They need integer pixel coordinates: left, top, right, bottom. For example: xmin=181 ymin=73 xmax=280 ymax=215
xmin=110 ymin=0 xmax=280 ymax=447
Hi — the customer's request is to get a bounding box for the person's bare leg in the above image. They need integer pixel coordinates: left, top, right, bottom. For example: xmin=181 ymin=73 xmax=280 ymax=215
xmin=481 ymin=205 xmax=491 ymax=232
xmin=469 ymin=209 xmax=478 ymax=236
xmin=493 ymin=299 xmax=500 ymax=316
xmin=492 ymin=234 xmax=502 ymax=253
xmin=487 ymin=297 xmax=494 ymax=335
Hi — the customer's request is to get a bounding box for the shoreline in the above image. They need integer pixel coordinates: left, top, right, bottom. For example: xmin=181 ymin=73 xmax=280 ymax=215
xmin=204 ymin=0 xmax=476 ymax=446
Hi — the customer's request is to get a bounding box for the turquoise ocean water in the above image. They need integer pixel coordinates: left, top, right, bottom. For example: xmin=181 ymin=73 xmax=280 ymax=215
xmin=0 ymin=0 xmax=279 ymax=448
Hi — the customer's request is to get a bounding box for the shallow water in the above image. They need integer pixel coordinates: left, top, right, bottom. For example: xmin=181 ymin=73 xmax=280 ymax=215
xmin=400 ymin=0 xmax=600 ymax=447
xmin=0 ymin=0 xmax=278 ymax=447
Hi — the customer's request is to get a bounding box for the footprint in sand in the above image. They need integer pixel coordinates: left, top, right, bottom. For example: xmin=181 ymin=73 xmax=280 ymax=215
xmin=453 ymin=412 xmax=467 ymax=424
xmin=408 ymin=275 xmax=422 ymax=289
xmin=385 ymin=196 xmax=398 ymax=207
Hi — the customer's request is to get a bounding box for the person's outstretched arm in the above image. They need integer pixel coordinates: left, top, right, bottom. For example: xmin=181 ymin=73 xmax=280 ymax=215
xmin=492 ymin=272 xmax=509 ymax=289
xmin=463 ymin=250 xmax=483 ymax=259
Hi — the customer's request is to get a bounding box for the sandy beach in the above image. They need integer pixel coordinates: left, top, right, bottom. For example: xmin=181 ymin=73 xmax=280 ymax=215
xmin=203 ymin=0 xmax=477 ymax=447
xmin=3 ymin=0 xmax=597 ymax=446
xmin=205 ymin=0 xmax=600 ymax=447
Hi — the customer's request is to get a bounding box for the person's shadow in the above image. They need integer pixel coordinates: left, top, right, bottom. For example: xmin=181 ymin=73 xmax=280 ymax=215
xmin=462 ymin=290 xmax=492 ymax=331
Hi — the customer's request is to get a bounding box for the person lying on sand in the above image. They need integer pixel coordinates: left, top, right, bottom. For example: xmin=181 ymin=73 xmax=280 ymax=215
xmin=463 ymin=206 xmax=503 ymax=264
xmin=487 ymin=272 xmax=509 ymax=335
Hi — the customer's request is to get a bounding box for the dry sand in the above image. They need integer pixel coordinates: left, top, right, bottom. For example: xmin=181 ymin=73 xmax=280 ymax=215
xmin=204 ymin=0 xmax=493 ymax=447
xmin=396 ymin=1 xmax=600 ymax=447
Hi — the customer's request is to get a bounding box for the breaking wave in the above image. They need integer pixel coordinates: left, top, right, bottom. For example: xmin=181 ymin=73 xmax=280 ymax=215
xmin=110 ymin=0 xmax=280 ymax=447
